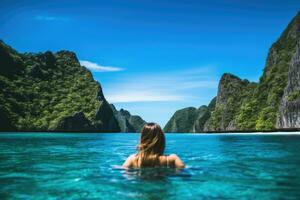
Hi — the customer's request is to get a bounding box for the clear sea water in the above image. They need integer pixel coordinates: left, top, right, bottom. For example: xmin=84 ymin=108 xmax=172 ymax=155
xmin=1 ymin=133 xmax=300 ymax=200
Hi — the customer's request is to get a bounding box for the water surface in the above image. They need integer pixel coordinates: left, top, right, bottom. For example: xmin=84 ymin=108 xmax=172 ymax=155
xmin=1 ymin=132 xmax=300 ymax=199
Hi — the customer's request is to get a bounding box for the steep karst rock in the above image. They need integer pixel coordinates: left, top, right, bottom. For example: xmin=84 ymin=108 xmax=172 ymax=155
xmin=164 ymin=98 xmax=216 ymax=133
xmin=0 ymin=40 xmax=120 ymax=132
xmin=203 ymin=73 xmax=252 ymax=131
xmin=194 ymin=97 xmax=216 ymax=131
xmin=277 ymin=41 xmax=300 ymax=129
xmin=54 ymin=112 xmax=95 ymax=132
xmin=164 ymin=107 xmax=204 ymax=133
xmin=165 ymin=11 xmax=300 ymax=132
xmin=110 ymin=104 xmax=146 ymax=132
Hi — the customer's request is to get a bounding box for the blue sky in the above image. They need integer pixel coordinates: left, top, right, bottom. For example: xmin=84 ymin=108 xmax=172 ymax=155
xmin=1 ymin=0 xmax=299 ymax=126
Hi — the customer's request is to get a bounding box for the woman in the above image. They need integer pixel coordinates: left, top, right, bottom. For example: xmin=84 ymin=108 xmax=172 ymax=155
xmin=122 ymin=122 xmax=185 ymax=168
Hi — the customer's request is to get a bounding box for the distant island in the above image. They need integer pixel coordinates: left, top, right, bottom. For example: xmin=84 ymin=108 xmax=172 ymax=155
xmin=1 ymin=12 xmax=300 ymax=133
xmin=164 ymin=12 xmax=300 ymax=133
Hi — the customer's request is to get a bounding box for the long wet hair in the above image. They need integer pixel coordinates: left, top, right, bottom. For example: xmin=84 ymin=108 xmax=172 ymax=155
xmin=137 ymin=123 xmax=165 ymax=167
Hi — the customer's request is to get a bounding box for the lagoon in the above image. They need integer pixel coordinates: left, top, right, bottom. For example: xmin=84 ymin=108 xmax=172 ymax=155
xmin=0 ymin=133 xmax=300 ymax=199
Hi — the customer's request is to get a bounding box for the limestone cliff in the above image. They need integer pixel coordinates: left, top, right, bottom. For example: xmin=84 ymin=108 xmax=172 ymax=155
xmin=54 ymin=112 xmax=95 ymax=132
xmin=277 ymin=41 xmax=300 ymax=129
xmin=203 ymin=74 xmax=252 ymax=131
xmin=0 ymin=40 xmax=120 ymax=132
xmin=165 ymin=11 xmax=300 ymax=132
xmin=110 ymin=104 xmax=146 ymax=132
xmin=164 ymin=98 xmax=216 ymax=133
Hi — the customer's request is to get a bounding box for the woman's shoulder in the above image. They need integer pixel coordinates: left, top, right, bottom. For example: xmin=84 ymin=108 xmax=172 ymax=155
xmin=122 ymin=154 xmax=137 ymax=168
xmin=163 ymin=154 xmax=185 ymax=168
xmin=128 ymin=154 xmax=138 ymax=162
xmin=167 ymin=154 xmax=179 ymax=158
xmin=159 ymin=154 xmax=178 ymax=160
xmin=165 ymin=154 xmax=180 ymax=161
xmin=128 ymin=154 xmax=137 ymax=159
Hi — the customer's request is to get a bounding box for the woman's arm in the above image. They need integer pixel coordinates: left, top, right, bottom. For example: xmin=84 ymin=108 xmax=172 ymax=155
xmin=169 ymin=154 xmax=185 ymax=168
xmin=122 ymin=154 xmax=135 ymax=168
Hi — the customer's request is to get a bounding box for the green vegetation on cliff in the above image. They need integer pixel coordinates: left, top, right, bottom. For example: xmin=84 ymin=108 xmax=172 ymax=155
xmin=204 ymin=74 xmax=254 ymax=131
xmin=245 ymin=11 xmax=300 ymax=130
xmin=164 ymin=98 xmax=216 ymax=133
xmin=165 ymin=11 xmax=300 ymax=132
xmin=0 ymin=40 xmax=120 ymax=132
xmin=287 ymin=91 xmax=300 ymax=102
xmin=110 ymin=104 xmax=146 ymax=132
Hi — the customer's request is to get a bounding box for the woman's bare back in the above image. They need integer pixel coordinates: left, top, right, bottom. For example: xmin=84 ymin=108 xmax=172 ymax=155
xmin=123 ymin=154 xmax=185 ymax=168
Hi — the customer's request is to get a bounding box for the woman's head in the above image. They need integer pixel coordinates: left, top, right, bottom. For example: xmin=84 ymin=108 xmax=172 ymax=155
xmin=139 ymin=122 xmax=165 ymax=154
xmin=137 ymin=123 xmax=165 ymax=167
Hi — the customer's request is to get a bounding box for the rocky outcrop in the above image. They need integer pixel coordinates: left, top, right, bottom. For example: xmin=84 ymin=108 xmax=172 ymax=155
xmin=164 ymin=98 xmax=216 ymax=133
xmin=0 ymin=40 xmax=120 ymax=132
xmin=164 ymin=107 xmax=204 ymax=133
xmin=54 ymin=112 xmax=95 ymax=132
xmin=277 ymin=41 xmax=300 ymax=129
xmin=165 ymin=12 xmax=300 ymax=132
xmin=94 ymin=101 xmax=120 ymax=132
xmin=204 ymin=74 xmax=250 ymax=131
xmin=110 ymin=104 xmax=146 ymax=132
xmin=0 ymin=40 xmax=23 ymax=77
xmin=194 ymin=98 xmax=216 ymax=131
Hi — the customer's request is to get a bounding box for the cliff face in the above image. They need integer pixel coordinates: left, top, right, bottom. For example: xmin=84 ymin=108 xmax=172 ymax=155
xmin=164 ymin=98 xmax=216 ymax=133
xmin=0 ymin=40 xmax=120 ymax=132
xmin=54 ymin=112 xmax=95 ymax=132
xmin=204 ymin=74 xmax=251 ymax=131
xmin=277 ymin=41 xmax=300 ymax=128
xmin=165 ymin=11 xmax=300 ymax=132
xmin=251 ymin=11 xmax=300 ymax=130
xmin=164 ymin=107 xmax=205 ymax=133
xmin=110 ymin=104 xmax=146 ymax=132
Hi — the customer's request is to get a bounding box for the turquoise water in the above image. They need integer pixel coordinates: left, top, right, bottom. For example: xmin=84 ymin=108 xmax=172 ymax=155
xmin=1 ymin=133 xmax=300 ymax=199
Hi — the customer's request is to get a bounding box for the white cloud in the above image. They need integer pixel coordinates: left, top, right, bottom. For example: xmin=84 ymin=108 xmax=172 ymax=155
xmin=104 ymin=66 xmax=218 ymax=103
xmin=34 ymin=15 xmax=69 ymax=22
xmin=79 ymin=60 xmax=124 ymax=72
xmin=107 ymin=92 xmax=184 ymax=103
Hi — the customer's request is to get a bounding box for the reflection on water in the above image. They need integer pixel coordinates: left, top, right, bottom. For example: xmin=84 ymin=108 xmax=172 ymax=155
xmin=0 ymin=133 xmax=300 ymax=199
